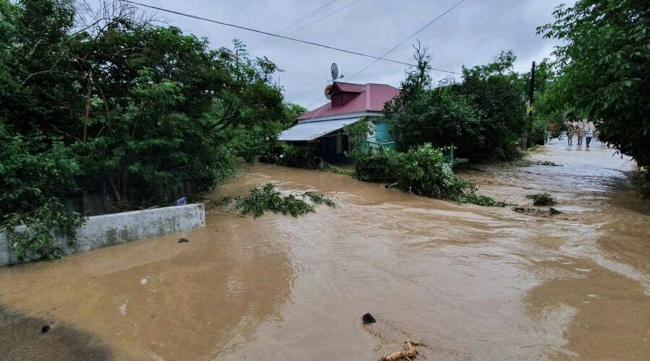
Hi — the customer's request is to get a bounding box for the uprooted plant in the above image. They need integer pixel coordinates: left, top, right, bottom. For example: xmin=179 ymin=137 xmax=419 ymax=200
xmin=526 ymin=193 xmax=556 ymax=206
xmin=212 ymin=184 xmax=335 ymax=218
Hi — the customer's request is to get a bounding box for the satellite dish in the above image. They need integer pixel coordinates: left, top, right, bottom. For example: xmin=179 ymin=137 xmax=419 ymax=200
xmin=331 ymin=63 xmax=339 ymax=81
xmin=324 ymin=84 xmax=333 ymax=99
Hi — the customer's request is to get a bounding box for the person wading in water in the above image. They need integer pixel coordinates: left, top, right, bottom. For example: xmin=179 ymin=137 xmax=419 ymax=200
xmin=576 ymin=122 xmax=584 ymax=146
xmin=566 ymin=120 xmax=575 ymax=146
xmin=585 ymin=120 xmax=595 ymax=148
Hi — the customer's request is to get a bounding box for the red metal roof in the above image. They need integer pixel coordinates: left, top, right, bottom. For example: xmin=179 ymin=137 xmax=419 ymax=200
xmin=297 ymin=82 xmax=400 ymax=121
xmin=333 ymin=82 xmax=364 ymax=93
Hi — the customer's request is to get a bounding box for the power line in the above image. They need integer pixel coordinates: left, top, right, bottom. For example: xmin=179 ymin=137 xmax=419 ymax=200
xmin=347 ymin=0 xmax=467 ymax=80
xmin=122 ymin=0 xmax=412 ymax=67
xmin=250 ymin=0 xmax=342 ymax=50
xmin=302 ymin=0 xmax=466 ymax=110
xmin=253 ymin=0 xmax=364 ymax=52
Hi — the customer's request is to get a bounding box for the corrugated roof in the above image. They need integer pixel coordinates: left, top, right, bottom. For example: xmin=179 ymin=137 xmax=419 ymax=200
xmin=297 ymin=82 xmax=400 ymax=121
xmin=278 ymin=118 xmax=361 ymax=141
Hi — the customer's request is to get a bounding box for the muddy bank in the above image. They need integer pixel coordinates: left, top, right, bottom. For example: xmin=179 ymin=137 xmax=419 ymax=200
xmin=0 ymin=139 xmax=648 ymax=360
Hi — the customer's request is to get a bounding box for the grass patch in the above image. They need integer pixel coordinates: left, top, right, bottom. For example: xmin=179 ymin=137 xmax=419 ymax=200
xmin=526 ymin=193 xmax=556 ymax=206
xmin=212 ymin=183 xmax=335 ymax=218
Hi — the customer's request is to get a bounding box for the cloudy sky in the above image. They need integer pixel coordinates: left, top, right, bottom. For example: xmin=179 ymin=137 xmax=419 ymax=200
xmin=130 ymin=0 xmax=574 ymax=109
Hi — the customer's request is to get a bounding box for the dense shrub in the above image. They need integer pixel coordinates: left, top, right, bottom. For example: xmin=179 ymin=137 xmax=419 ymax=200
xmin=260 ymin=144 xmax=327 ymax=169
xmin=0 ymin=125 xmax=83 ymax=260
xmin=352 ymin=144 xmax=509 ymax=207
xmin=394 ymin=144 xmax=473 ymax=198
xmin=354 ymin=148 xmax=399 ymax=181
xmin=528 ymin=125 xmax=547 ymax=146
xmin=282 ymin=146 xmax=327 ymax=169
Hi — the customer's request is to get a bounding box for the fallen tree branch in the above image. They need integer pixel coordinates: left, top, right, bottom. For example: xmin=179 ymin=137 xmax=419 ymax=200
xmin=379 ymin=339 xmax=419 ymax=361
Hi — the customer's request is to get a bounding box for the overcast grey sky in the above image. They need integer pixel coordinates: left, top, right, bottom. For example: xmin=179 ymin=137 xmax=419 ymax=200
xmin=133 ymin=0 xmax=573 ymax=109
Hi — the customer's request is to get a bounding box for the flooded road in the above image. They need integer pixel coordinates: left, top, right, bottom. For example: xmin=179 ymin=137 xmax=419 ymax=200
xmin=1 ymin=139 xmax=649 ymax=360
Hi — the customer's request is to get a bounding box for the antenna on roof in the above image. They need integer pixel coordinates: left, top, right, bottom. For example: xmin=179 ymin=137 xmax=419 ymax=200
xmin=325 ymin=63 xmax=344 ymax=99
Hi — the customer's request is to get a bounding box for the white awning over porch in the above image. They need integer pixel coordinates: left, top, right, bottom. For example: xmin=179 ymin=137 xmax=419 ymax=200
xmin=278 ymin=118 xmax=361 ymax=141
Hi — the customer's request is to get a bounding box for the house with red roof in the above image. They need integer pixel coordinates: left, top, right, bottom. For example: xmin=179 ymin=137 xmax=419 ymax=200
xmin=279 ymin=82 xmax=400 ymax=163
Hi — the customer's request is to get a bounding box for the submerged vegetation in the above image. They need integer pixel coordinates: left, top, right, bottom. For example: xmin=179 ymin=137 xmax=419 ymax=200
xmin=213 ymin=184 xmax=335 ymax=218
xmin=259 ymin=144 xmax=327 ymax=169
xmin=526 ymin=193 xmax=556 ymax=206
xmin=353 ymin=144 xmax=510 ymax=207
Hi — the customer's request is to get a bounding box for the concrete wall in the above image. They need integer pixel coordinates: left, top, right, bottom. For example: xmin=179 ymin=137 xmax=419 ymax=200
xmin=0 ymin=203 xmax=205 ymax=266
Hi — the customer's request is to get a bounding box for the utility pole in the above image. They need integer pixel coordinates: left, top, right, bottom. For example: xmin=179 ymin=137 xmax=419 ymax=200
xmin=523 ymin=61 xmax=535 ymax=149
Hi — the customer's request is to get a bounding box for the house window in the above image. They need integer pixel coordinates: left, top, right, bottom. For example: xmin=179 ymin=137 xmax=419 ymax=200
xmin=336 ymin=133 xmax=343 ymax=154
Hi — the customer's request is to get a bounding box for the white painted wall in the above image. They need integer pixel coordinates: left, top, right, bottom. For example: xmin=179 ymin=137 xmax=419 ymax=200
xmin=0 ymin=203 xmax=205 ymax=266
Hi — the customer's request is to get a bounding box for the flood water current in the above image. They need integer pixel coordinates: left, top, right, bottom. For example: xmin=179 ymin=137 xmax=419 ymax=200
xmin=1 ymin=139 xmax=648 ymax=360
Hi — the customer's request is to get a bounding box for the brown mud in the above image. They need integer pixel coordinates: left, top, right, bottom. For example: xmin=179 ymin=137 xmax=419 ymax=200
xmin=0 ymin=139 xmax=648 ymax=360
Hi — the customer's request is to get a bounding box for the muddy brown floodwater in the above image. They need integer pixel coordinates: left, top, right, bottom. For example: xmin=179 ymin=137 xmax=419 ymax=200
xmin=1 ymin=139 xmax=649 ymax=361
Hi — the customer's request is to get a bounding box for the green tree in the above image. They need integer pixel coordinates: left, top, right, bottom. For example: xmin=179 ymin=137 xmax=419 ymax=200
xmin=454 ymin=51 xmax=527 ymax=160
xmin=0 ymin=0 xmax=297 ymax=258
xmin=0 ymin=123 xmax=83 ymax=260
xmin=2 ymin=0 xmax=291 ymax=207
xmin=385 ymin=47 xmax=526 ymax=162
xmin=538 ymin=0 xmax=650 ymax=175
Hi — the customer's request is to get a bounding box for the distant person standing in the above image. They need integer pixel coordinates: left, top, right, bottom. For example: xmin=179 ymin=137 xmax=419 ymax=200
xmin=576 ymin=123 xmax=584 ymax=146
xmin=566 ymin=120 xmax=574 ymax=145
xmin=585 ymin=120 xmax=595 ymax=147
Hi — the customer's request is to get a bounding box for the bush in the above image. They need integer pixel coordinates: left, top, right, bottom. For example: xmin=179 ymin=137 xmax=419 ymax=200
xmin=354 ymin=148 xmax=400 ymax=181
xmin=353 ymin=144 xmax=508 ymax=207
xmin=395 ymin=144 xmax=473 ymax=198
xmin=528 ymin=125 xmax=547 ymax=146
xmin=0 ymin=126 xmax=83 ymax=260
xmin=526 ymin=193 xmax=555 ymax=206
xmin=282 ymin=146 xmax=327 ymax=169
xmin=261 ymin=144 xmax=327 ymax=170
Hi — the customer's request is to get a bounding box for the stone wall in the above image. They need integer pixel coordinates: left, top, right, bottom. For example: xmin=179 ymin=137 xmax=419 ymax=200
xmin=0 ymin=203 xmax=205 ymax=266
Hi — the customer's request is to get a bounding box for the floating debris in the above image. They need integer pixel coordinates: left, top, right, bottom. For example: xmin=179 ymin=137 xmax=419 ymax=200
xmin=514 ymin=207 xmax=563 ymax=217
xmin=535 ymin=160 xmax=562 ymax=166
xmin=379 ymin=339 xmax=419 ymax=361
xmin=362 ymin=313 xmax=376 ymax=324
xmin=178 ymin=238 xmax=189 ymax=243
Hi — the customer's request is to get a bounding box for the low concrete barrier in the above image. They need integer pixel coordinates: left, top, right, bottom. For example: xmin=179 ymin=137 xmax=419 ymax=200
xmin=0 ymin=203 xmax=205 ymax=266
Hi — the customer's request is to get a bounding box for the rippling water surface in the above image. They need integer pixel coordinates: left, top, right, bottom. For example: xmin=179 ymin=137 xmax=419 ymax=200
xmin=1 ymin=139 xmax=648 ymax=360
